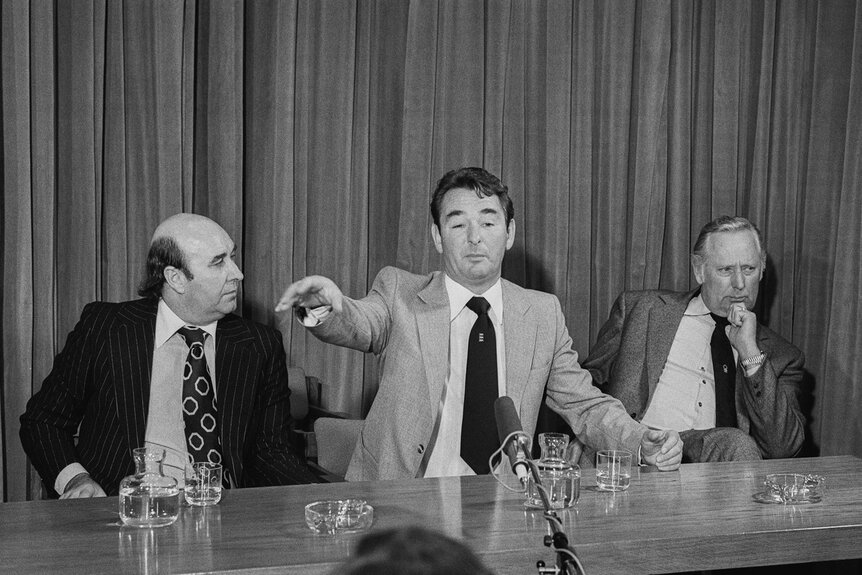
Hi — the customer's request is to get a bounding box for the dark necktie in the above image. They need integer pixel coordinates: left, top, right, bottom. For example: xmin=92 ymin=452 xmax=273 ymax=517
xmin=178 ymin=326 xmax=223 ymax=466
xmin=460 ymin=297 xmax=499 ymax=474
xmin=709 ymin=314 xmax=738 ymax=428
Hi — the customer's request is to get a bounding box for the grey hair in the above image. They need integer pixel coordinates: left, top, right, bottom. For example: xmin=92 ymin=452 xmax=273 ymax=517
xmin=691 ymin=216 xmax=766 ymax=264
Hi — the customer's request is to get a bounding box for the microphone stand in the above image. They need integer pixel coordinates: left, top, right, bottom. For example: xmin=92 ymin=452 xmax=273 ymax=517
xmin=525 ymin=459 xmax=584 ymax=575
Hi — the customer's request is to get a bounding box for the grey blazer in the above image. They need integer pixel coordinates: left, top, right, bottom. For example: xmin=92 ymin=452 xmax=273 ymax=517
xmin=583 ymin=289 xmax=806 ymax=459
xmin=310 ymin=266 xmax=645 ymax=481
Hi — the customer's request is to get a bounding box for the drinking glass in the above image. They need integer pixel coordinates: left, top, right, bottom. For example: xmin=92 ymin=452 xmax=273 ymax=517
xmin=596 ymin=450 xmax=632 ymax=491
xmin=184 ymin=462 xmax=222 ymax=506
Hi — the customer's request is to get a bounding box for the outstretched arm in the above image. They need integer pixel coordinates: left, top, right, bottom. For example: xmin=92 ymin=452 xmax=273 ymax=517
xmin=275 ymin=275 xmax=344 ymax=314
xmin=277 ymin=268 xmax=402 ymax=355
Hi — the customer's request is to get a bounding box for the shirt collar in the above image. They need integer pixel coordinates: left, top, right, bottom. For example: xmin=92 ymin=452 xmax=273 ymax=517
xmin=155 ymin=299 xmax=218 ymax=348
xmin=444 ymin=275 xmax=503 ymax=322
xmin=683 ymin=293 xmax=712 ymax=316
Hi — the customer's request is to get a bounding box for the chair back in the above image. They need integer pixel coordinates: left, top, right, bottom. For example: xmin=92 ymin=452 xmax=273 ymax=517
xmin=313 ymin=418 xmax=364 ymax=479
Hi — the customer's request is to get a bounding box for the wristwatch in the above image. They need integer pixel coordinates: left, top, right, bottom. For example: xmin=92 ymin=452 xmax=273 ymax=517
xmin=741 ymin=351 xmax=767 ymax=367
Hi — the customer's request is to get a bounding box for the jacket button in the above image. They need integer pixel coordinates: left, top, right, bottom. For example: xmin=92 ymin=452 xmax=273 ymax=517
xmin=417 ymin=444 xmax=425 ymax=454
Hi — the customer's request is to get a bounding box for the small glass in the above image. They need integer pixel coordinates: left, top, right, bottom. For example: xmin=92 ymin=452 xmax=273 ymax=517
xmin=184 ymin=462 xmax=223 ymax=506
xmin=525 ymin=432 xmax=580 ymax=509
xmin=119 ymin=447 xmax=182 ymax=527
xmin=596 ymin=449 xmax=632 ymax=492
xmin=304 ymin=499 xmax=374 ymax=535
xmin=761 ymin=473 xmax=826 ymax=504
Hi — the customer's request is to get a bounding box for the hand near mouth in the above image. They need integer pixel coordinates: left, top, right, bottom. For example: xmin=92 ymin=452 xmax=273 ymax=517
xmin=725 ymin=303 xmax=759 ymax=357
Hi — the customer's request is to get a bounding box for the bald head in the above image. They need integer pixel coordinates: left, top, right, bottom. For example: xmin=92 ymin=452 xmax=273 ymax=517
xmin=151 ymin=213 xmax=222 ymax=245
xmin=139 ymin=213 xmax=243 ymax=324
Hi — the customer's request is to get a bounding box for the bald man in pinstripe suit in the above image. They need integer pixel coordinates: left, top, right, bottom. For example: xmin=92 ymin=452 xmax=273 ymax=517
xmin=21 ymin=214 xmax=315 ymax=498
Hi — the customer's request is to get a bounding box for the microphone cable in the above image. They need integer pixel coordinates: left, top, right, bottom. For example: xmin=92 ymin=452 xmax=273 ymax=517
xmin=488 ymin=438 xmax=587 ymax=575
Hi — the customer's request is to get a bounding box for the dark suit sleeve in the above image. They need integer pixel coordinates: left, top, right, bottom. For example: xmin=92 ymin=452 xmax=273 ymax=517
xmin=582 ymin=292 xmax=627 ymax=388
xmin=242 ymin=327 xmax=317 ymax=486
xmin=19 ymin=302 xmax=105 ymax=495
xmin=741 ymin=337 xmax=806 ymax=458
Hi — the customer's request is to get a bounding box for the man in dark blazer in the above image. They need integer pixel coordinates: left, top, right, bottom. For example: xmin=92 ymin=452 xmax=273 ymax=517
xmin=21 ymin=214 xmax=315 ymax=498
xmin=277 ymin=167 xmax=682 ymax=481
xmin=583 ymin=216 xmax=805 ymax=462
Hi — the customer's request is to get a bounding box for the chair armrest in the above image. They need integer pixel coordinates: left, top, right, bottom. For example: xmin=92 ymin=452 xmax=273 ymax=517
xmin=305 ymin=461 xmax=347 ymax=483
xmin=308 ymin=406 xmax=351 ymax=420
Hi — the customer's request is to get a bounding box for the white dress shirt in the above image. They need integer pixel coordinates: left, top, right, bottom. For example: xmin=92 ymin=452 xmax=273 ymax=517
xmin=421 ymin=276 xmax=506 ymax=478
xmin=144 ymin=300 xmax=218 ymax=484
xmin=641 ymin=295 xmax=736 ymax=431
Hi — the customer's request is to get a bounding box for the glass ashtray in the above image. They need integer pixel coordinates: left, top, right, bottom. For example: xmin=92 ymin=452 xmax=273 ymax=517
xmin=754 ymin=473 xmax=826 ymax=504
xmin=305 ymin=499 xmax=374 ymax=535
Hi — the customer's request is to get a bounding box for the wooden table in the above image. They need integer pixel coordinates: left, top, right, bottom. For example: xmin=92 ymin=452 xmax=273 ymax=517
xmin=2 ymin=456 xmax=861 ymax=574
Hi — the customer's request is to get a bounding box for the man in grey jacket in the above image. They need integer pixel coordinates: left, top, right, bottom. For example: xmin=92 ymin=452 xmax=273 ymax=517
xmin=583 ymin=216 xmax=805 ymax=462
xmin=277 ymin=167 xmax=681 ymax=480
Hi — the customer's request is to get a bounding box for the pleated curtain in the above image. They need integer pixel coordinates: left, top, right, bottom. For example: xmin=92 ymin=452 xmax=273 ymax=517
xmin=2 ymin=0 xmax=861 ymax=501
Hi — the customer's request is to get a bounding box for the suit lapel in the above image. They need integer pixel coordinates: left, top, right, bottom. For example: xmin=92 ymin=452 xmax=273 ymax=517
xmin=645 ymin=291 xmax=695 ymax=395
xmin=111 ymin=300 xmax=158 ymax=456
xmin=215 ymin=314 xmax=258 ymax=484
xmin=416 ymin=273 xmax=451 ymax=419
xmin=501 ymin=281 xmax=535 ymax=408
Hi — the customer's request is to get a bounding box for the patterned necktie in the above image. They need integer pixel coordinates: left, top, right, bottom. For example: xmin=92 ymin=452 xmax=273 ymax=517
xmin=709 ymin=314 xmax=738 ymax=428
xmin=178 ymin=326 xmax=223 ymax=466
xmin=460 ymin=297 xmax=499 ymax=474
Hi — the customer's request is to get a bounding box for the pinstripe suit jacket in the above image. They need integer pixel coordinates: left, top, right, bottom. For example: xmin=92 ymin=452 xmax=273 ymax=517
xmin=583 ymin=289 xmax=806 ymax=459
xmin=20 ymin=298 xmax=314 ymax=496
xmin=309 ymin=266 xmax=646 ymax=481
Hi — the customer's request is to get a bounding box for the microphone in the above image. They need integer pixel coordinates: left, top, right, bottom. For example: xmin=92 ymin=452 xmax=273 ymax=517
xmin=494 ymin=396 xmax=532 ymax=483
xmin=495 ymin=405 xmax=582 ymax=574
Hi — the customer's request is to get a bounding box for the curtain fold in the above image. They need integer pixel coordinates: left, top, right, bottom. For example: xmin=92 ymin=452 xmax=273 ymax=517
xmin=3 ymin=0 xmax=861 ymax=502
xmin=821 ymin=0 xmax=862 ymax=456
xmin=807 ymin=0 xmax=862 ymax=457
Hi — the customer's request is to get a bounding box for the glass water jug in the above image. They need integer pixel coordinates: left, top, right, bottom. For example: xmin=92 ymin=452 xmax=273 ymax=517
xmin=118 ymin=447 xmax=182 ymax=527
xmin=525 ymin=432 xmax=580 ymax=509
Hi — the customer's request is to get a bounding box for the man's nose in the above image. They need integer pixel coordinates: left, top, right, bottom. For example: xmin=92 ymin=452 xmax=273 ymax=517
xmin=229 ymin=258 xmax=244 ymax=281
xmin=731 ymin=269 xmax=745 ymax=289
xmin=467 ymin=222 xmax=482 ymax=244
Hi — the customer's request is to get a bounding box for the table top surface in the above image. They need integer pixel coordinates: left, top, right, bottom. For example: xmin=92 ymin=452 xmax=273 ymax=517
xmin=2 ymin=455 xmax=861 ymax=575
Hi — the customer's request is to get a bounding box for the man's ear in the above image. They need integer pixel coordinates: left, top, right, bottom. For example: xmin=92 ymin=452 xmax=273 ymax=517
xmin=163 ymin=266 xmax=189 ymax=295
xmin=505 ymin=219 xmax=516 ymax=250
xmin=431 ymin=224 xmax=444 ymax=255
xmin=691 ymin=255 xmax=705 ymax=285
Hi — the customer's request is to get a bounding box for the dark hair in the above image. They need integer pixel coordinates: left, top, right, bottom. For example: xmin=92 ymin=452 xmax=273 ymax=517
xmin=137 ymin=236 xmax=192 ymax=299
xmin=333 ymin=526 xmax=494 ymax=575
xmin=692 ymin=215 xmax=766 ymax=262
xmin=430 ymin=167 xmax=514 ymax=228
